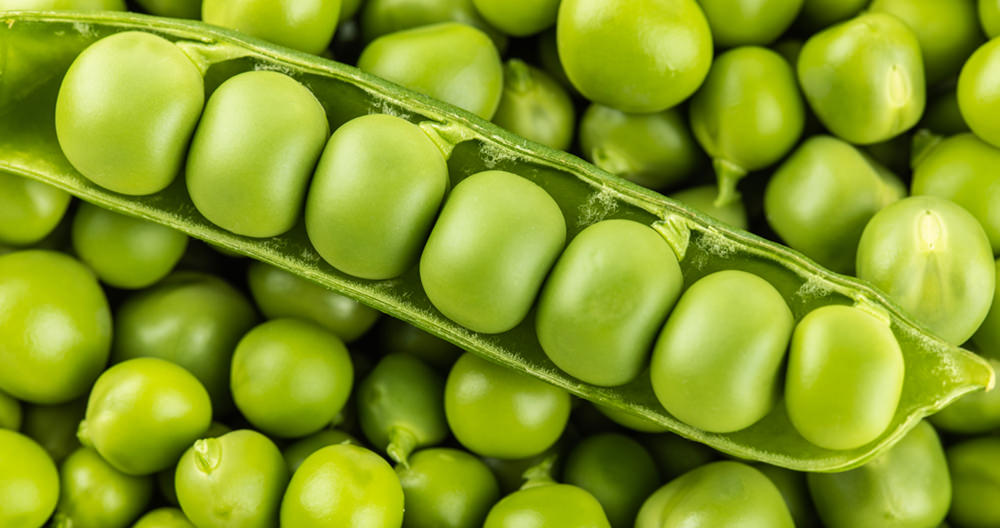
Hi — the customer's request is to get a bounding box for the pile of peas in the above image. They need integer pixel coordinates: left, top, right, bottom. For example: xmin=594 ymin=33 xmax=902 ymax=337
xmin=2 ymin=0 xmax=1000 ymax=526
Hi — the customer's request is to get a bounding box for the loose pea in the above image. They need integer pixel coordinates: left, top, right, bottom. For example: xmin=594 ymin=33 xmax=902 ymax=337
xmin=698 ymin=0 xmax=803 ymax=47
xmin=640 ymin=433 xmax=718 ymax=481
xmin=973 ymin=260 xmax=1000 ymax=356
xmin=481 ymin=448 xmax=562 ymax=495
xmin=132 ymin=508 xmax=195 ymax=528
xmin=536 ymin=219 xmax=683 ymax=387
xmin=472 ymin=0 xmax=557 ymax=36
xmin=982 ymin=0 xmax=1000 ymax=37
xmin=0 ymin=430 xmax=59 ymax=528
xmin=135 ymin=0 xmax=200 ymax=18
xmin=0 ymin=0 xmax=123 ymax=9
xmin=186 ymin=70 xmax=328 ymax=238
xmin=947 ymin=436 xmax=1000 ymax=527
xmin=491 ymin=59 xmax=576 ymax=151
xmin=669 ymin=185 xmax=748 ymax=230
xmin=0 ymin=390 xmax=21 ymax=430
xmin=0 ymin=173 xmax=71 ymax=246
xmin=420 ymin=170 xmax=565 ymax=334
xmin=54 ymin=446 xmax=153 ymax=528
xmin=856 ymin=196 xmax=995 ymax=345
xmin=305 ymin=113 xmax=448 ymax=280
xmin=785 ymin=305 xmax=904 ymax=450
xmin=797 ymin=0 xmax=868 ymax=29
xmin=556 ymin=0 xmax=712 ymax=113
xmin=445 ymin=353 xmax=571 ymax=459
xmin=201 ymin=0 xmax=340 ymax=55
xmin=563 ymin=433 xmax=660 ymax=528
xmin=55 ymin=31 xmax=204 ymax=195
xmin=155 ymin=422 xmax=231 ymax=508
xmin=395 ymin=447 xmax=500 ymax=528
xmin=360 ymin=0 xmax=506 ymax=47
xmin=21 ymin=399 xmax=86 ymax=463
xmin=931 ymin=358 xmax=1000 ymax=434
xmin=798 ymin=13 xmax=925 ymax=145
xmin=0 ymin=250 xmax=111 ymax=404
xmin=282 ymin=429 xmax=360 ymax=473
xmin=754 ymin=464 xmax=820 ymax=528
xmin=483 ymin=483 xmax=611 ymax=528
xmin=650 ymin=270 xmax=794 ymax=433
xmin=957 ymin=37 xmax=1000 ymax=148
xmin=377 ymin=317 xmax=463 ymax=370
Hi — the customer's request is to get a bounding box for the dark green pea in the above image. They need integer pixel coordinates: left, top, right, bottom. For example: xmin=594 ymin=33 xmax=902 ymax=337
xmin=651 ymin=270 xmax=794 ymax=433
xmin=536 ymin=29 xmax=574 ymax=92
xmin=0 ymin=173 xmax=71 ymax=246
xmin=186 ymin=70 xmax=328 ymax=238
xmin=360 ymin=0 xmax=505 ymax=46
xmin=797 ymin=0 xmax=867 ymax=29
xmin=472 ymin=0 xmax=557 ymax=36
xmin=420 ymin=170 xmax=565 ymax=334
xmin=921 ymin=90 xmax=970 ymax=135
xmin=283 ymin=429 xmax=360 ymax=473
xmin=135 ymin=0 xmax=200 ymax=18
xmin=798 ymin=13 xmax=925 ymax=145
xmin=21 ymin=398 xmax=86 ymax=463
xmin=982 ymin=0 xmax=1000 ymax=37
xmin=958 ymin=37 xmax=1000 ymax=148
xmin=53 ymin=447 xmax=152 ymax=528
xmin=201 ymin=0 xmax=341 ymax=55
xmin=563 ymin=433 xmax=660 ymax=528
xmin=492 ymin=59 xmax=575 ymax=151
xmin=948 ymin=436 xmax=1000 ymax=527
xmin=579 ymin=104 xmax=702 ymax=191
xmin=132 ymin=508 xmax=195 ymax=528
xmin=377 ymin=317 xmax=463 ymax=370
xmin=0 ymin=430 xmax=59 ymax=528
xmin=55 ymin=31 xmax=204 ymax=195
xmin=973 ymin=260 xmax=1000 ymax=357
xmin=698 ymin=0 xmax=803 ymax=47
xmin=754 ymin=464 xmax=819 ymax=528
xmin=808 ymin=421 xmax=950 ymax=528
xmin=305 ymin=113 xmax=449 ymax=280
xmin=396 ymin=447 xmax=500 ymax=528
xmin=536 ymin=219 xmax=682 ymax=387
xmin=484 ymin=483 xmax=611 ymax=528
xmin=0 ymin=0 xmax=123 ymax=8
xmin=481 ymin=446 xmax=563 ymax=494
xmin=931 ymin=357 xmax=1000 ymax=433
xmin=669 ymin=185 xmax=748 ymax=230
xmin=639 ymin=433 xmax=718 ymax=481
xmin=0 ymin=390 xmax=21 ymax=430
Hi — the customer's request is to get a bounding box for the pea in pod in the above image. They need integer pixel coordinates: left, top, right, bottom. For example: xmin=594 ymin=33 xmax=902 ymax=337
xmin=0 ymin=11 xmax=992 ymax=472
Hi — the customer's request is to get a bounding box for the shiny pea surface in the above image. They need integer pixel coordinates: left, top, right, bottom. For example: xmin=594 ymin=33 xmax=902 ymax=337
xmin=484 ymin=484 xmax=611 ymax=528
xmin=395 ymin=447 xmax=500 ymax=528
xmin=0 ymin=430 xmax=59 ymax=528
xmin=55 ymin=446 xmax=153 ymax=528
xmin=0 ymin=173 xmax=70 ymax=246
xmin=201 ymin=0 xmax=340 ymax=55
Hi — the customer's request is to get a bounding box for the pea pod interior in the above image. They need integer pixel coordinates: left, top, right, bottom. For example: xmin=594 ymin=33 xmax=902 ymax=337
xmin=0 ymin=10 xmax=992 ymax=472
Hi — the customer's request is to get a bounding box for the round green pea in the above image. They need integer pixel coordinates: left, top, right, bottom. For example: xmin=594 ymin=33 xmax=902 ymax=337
xmin=556 ymin=0 xmax=712 ymax=113
xmin=669 ymin=185 xmax=748 ymax=230
xmin=472 ymin=0 xmax=558 ymax=36
xmin=186 ymin=70 xmax=328 ymax=238
xmin=0 ymin=430 xmax=59 ymax=528
xmin=55 ymin=31 xmax=204 ymax=195
xmin=155 ymin=422 xmax=230 ymax=508
xmin=0 ymin=250 xmax=111 ymax=404
xmin=21 ymin=398 xmax=86 ymax=463
xmin=798 ymin=13 xmax=925 ymax=145
xmin=931 ymin=357 xmax=1000 ymax=434
xmin=305 ymin=113 xmax=448 ymax=280
xmin=282 ymin=429 xmax=360 ymax=473
xmin=536 ymin=219 xmax=682 ymax=387
xmin=973 ymin=260 xmax=1000 ymax=357
xmin=396 ymin=447 xmax=500 ymax=528
xmin=982 ymin=0 xmax=1000 ymax=37
xmin=650 ymin=270 xmax=794 ymax=433
xmin=281 ymin=444 xmax=404 ymax=528
xmin=135 ymin=0 xmax=200 ymax=18
xmin=80 ymin=357 xmax=212 ymax=475
xmin=360 ymin=0 xmax=506 ymax=47
xmin=132 ymin=508 xmax=195 ymax=528
xmin=0 ymin=0 xmax=122 ymax=9
xmin=445 ymin=353 xmax=570 ymax=459
xmin=202 ymin=0 xmax=340 ymax=55
xmin=420 ymin=170 xmax=565 ymax=334
xmin=797 ymin=0 xmax=867 ymax=29
xmin=958 ymin=37 xmax=1000 ymax=149
xmin=54 ymin=447 xmax=153 ymax=528
xmin=563 ymin=433 xmax=660 ymax=528
xmin=947 ymin=436 xmax=1000 ymax=527
xmin=377 ymin=317 xmax=463 ymax=370
xmin=753 ymin=464 xmax=819 ymax=528
xmin=698 ymin=0 xmax=803 ymax=47
xmin=0 ymin=173 xmax=71 ymax=246
xmin=856 ymin=196 xmax=995 ymax=345
xmin=480 ymin=448 xmax=561 ymax=495
xmin=0 ymin=390 xmax=21 ymax=431
xmin=492 ymin=59 xmax=575 ymax=151
xmin=785 ymin=305 xmax=904 ymax=450
xmin=484 ymin=483 xmax=611 ymax=528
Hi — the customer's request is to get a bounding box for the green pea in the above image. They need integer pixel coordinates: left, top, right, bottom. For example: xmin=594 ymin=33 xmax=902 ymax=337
xmin=472 ymin=0 xmax=557 ymax=36
xmin=201 ymin=0 xmax=340 ymax=55
xmin=973 ymin=260 xmax=1000 ymax=356
xmin=753 ymin=464 xmax=819 ymax=528
xmin=231 ymin=319 xmax=353 ymax=438
xmin=358 ymin=23 xmax=503 ymax=119
xmin=958 ymin=37 xmax=1000 ymax=148
xmin=797 ymin=0 xmax=868 ymax=29
xmin=0 ymin=390 xmax=21 ymax=431
xmin=360 ymin=0 xmax=506 ymax=47
xmin=21 ymin=399 xmax=86 ymax=463
xmin=132 ymin=508 xmax=195 ymax=528
xmin=135 ymin=0 xmax=200 ymax=18
xmin=798 ymin=13 xmax=925 ymax=145
xmin=420 ymin=170 xmax=565 ymax=334
xmin=698 ymin=0 xmax=803 ymax=47
xmin=176 ymin=430 xmax=289 ymax=528
xmin=764 ymin=135 xmax=905 ymax=273
xmin=283 ymin=429 xmax=360 ymax=473
xmin=305 ymin=113 xmax=448 ymax=280
xmin=556 ymin=0 xmax=712 ymax=113
xmin=808 ymin=421 xmax=950 ymax=528
xmin=396 ymin=447 xmax=500 ymax=528
xmin=931 ymin=358 xmax=1000 ymax=433
xmin=491 ymin=59 xmax=575 ymax=151
xmin=484 ymin=483 xmax=611 ymax=528
xmin=55 ymin=31 xmax=204 ymax=195
xmin=948 ymin=436 xmax=1000 ymax=527
xmin=635 ymin=461 xmax=794 ymax=528
xmin=112 ymin=272 xmax=257 ymax=415
xmin=921 ymin=90 xmax=970 ymax=135
xmin=856 ymin=196 xmax=995 ymax=345
xmin=72 ymin=203 xmax=188 ymax=289
xmin=563 ymin=433 xmax=660 ymax=528
xmin=79 ymin=357 xmax=212 ymax=475
xmin=0 ymin=250 xmax=110 ymax=404
xmin=54 ymin=447 xmax=152 ymax=528
xmin=339 ymin=0 xmax=361 ymax=19
xmin=690 ymin=46 xmax=804 ymax=203
xmin=536 ymin=29 xmax=574 ymax=92
xmin=593 ymin=404 xmax=668 ymax=433
xmin=650 ymin=270 xmax=793 ymax=433
xmin=0 ymin=173 xmax=71 ymax=246
xmin=785 ymin=305 xmax=904 ymax=450
xmin=0 ymin=430 xmax=59 ymax=528
xmin=669 ymin=185 xmax=748 ymax=230
xmin=281 ymin=444 xmax=404 ymax=527
xmin=0 ymin=0 xmax=123 ymax=9
xmin=186 ymin=70 xmax=328 ymax=238
xmin=445 ymin=353 xmax=570 ymax=459
xmin=377 ymin=317 xmax=463 ymax=370
xmin=155 ymin=422 xmax=230 ymax=507
xmin=536 ymin=219 xmax=682 ymax=387
xmin=640 ymin=433 xmax=718 ymax=481
xmin=481 ymin=447 xmax=562 ymax=495
xmin=982 ymin=0 xmax=1000 ymax=37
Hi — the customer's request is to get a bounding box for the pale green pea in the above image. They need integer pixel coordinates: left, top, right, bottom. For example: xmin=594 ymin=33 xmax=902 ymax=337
xmin=484 ymin=484 xmax=611 ymax=528
xmin=492 ymin=59 xmax=576 ymax=151
xmin=54 ymin=447 xmax=153 ymax=528
xmin=472 ymin=0 xmax=558 ymax=36
xmin=931 ymin=357 xmax=1000 ymax=434
xmin=958 ymin=37 xmax=1000 ymax=148
xmin=973 ymin=259 xmax=1000 ymax=357
xmin=202 ymin=0 xmax=341 ymax=55
xmin=0 ymin=430 xmax=59 ymax=528
xmin=698 ymin=0 xmax=803 ymax=47
xmin=0 ymin=173 xmax=71 ymax=247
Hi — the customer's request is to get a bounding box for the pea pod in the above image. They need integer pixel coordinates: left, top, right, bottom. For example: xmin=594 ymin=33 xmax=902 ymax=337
xmin=0 ymin=11 xmax=992 ymax=472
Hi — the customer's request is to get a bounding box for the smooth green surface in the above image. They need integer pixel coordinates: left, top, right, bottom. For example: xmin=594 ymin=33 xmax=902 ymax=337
xmin=564 ymin=433 xmax=660 ymax=528
xmin=0 ymin=172 xmax=70 ymax=246
xmin=472 ymin=0 xmax=557 ymax=36
xmin=55 ymin=446 xmax=152 ymax=528
xmin=396 ymin=447 xmax=500 ymax=528
xmin=492 ymin=59 xmax=575 ymax=151
xmin=947 ymin=436 xmax=1000 ymax=527
xmin=930 ymin=356 xmax=1000 ymax=434
xmin=202 ymin=0 xmax=340 ymax=54
xmin=0 ymin=430 xmax=59 ymax=528
xmin=958 ymin=37 xmax=1000 ymax=148
xmin=668 ymin=185 xmax=747 ymax=229
xmin=974 ymin=260 xmax=1000 ymax=357
xmin=22 ymin=398 xmax=86 ymax=463
xmin=132 ymin=508 xmax=195 ymax=528
xmin=283 ymin=429 xmax=359 ymax=473
xmin=484 ymin=483 xmax=611 ymax=528
xmin=982 ymin=0 xmax=1000 ymax=37
xmin=698 ymin=0 xmax=802 ymax=47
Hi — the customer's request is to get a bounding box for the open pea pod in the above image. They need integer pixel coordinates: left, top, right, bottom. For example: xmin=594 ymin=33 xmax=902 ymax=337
xmin=0 ymin=11 xmax=992 ymax=472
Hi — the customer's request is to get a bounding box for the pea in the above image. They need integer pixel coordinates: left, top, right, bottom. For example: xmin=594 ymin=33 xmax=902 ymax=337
xmin=650 ymin=270 xmax=793 ymax=433
xmin=931 ymin=358 xmax=1000 ymax=434
xmin=536 ymin=29 xmax=574 ymax=92
xmin=754 ymin=464 xmax=819 ymax=528
xmin=339 ymin=0 xmax=361 ymax=19
xmin=283 ymin=429 xmax=360 ymax=473
xmin=973 ymin=260 xmax=1000 ymax=356
xmin=856 ymin=196 xmax=995 ymax=345
xmin=0 ymin=173 xmax=71 ymax=247
xmin=798 ymin=13 xmax=925 ymax=145
xmin=377 ymin=317 xmax=463 ymax=370
xmin=79 ymin=357 xmax=212 ymax=475
xmin=420 ymin=170 xmax=565 ymax=334
xmin=690 ymin=46 xmax=805 ymax=203
xmin=201 ymin=0 xmax=340 ymax=55
xmin=55 ymin=31 xmax=204 ymax=195
xmin=764 ymin=135 xmax=905 ymax=273
xmin=484 ymin=483 xmax=611 ymax=528
xmin=481 ymin=447 xmax=562 ymax=495
xmin=808 ymin=421 xmax=950 ymax=528
xmin=921 ymin=90 xmax=970 ymax=135
xmin=358 ymin=23 xmax=504 ymax=119
xmin=640 ymin=433 xmax=718 ymax=481
xmin=132 ymin=508 xmax=195 ymax=528
xmin=155 ymin=422 xmax=230 ymax=508
xmin=0 ymin=0 xmax=123 ymax=9
xmin=563 ymin=433 xmax=660 ymax=528
xmin=959 ymin=37 xmax=1000 ymax=148
xmin=635 ymin=461 xmax=794 ymax=528
xmin=593 ymin=404 xmax=668 ymax=434
xmin=231 ymin=319 xmax=353 ymax=438
xmin=797 ymin=0 xmax=868 ymax=29
xmin=445 ymin=353 xmax=570 ymax=459
xmin=536 ymin=219 xmax=682 ymax=387
xmin=785 ymin=305 xmax=904 ymax=450
xmin=948 ymin=436 xmax=1000 ymax=527
xmin=0 ymin=390 xmax=20 ymax=431
xmin=54 ymin=446 xmax=153 ymax=528
xmin=21 ymin=399 xmax=86 ymax=464
xmin=396 ymin=447 xmax=500 ymax=528
xmin=112 ymin=272 xmax=257 ymax=415
xmin=698 ymin=0 xmax=803 ymax=47
xmin=360 ymin=0 xmax=506 ymax=47
xmin=281 ymin=444 xmax=404 ymax=527
xmin=491 ymin=59 xmax=575 ymax=151
xmin=982 ymin=0 xmax=1000 ymax=37
xmin=0 ymin=250 xmax=111 ymax=404
xmin=472 ymin=0 xmax=557 ymax=36
xmin=305 ymin=113 xmax=449 ymax=280
xmin=556 ymin=0 xmax=712 ymax=113
xmin=186 ymin=70 xmax=328 ymax=238
xmin=667 ymin=185 xmax=746 ymax=229
xmin=134 ymin=0 xmax=200 ymax=18
xmin=0 ymin=430 xmax=59 ymax=528
xmin=175 ymin=430 xmax=289 ymax=528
